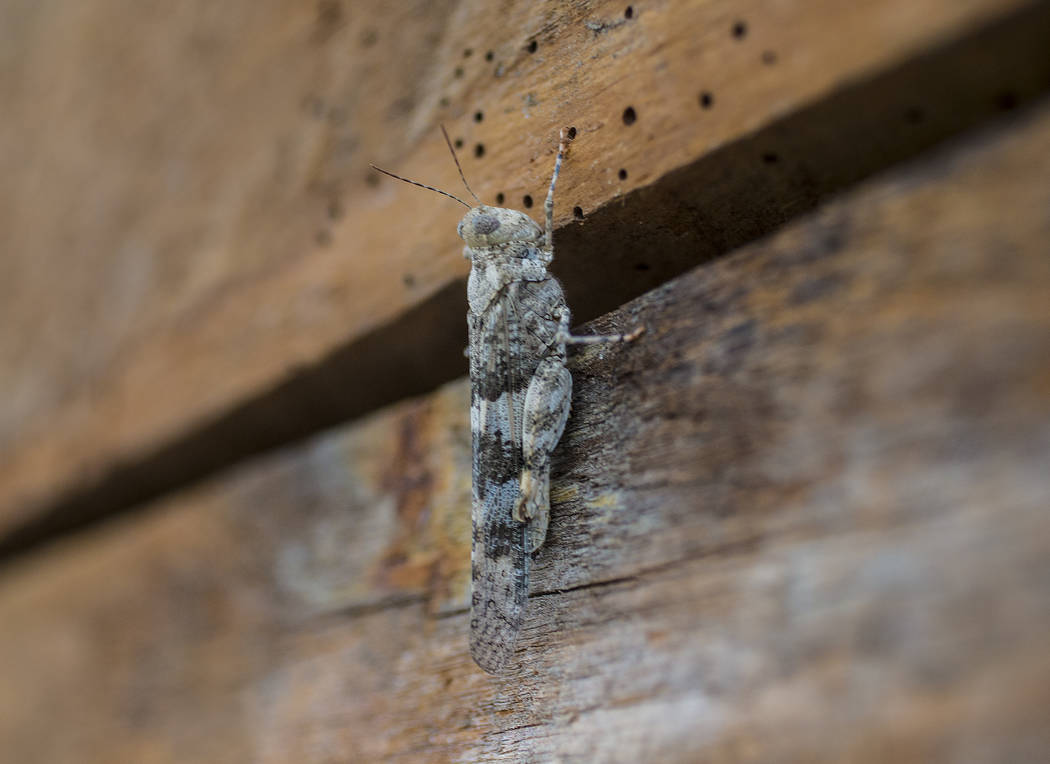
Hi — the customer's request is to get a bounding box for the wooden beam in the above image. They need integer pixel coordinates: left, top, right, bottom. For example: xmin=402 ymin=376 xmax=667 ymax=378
xmin=1 ymin=94 xmax=1048 ymax=761
xmin=3 ymin=0 xmax=1050 ymax=543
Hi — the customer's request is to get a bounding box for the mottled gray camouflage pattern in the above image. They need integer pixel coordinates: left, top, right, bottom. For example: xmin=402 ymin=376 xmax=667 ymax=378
xmin=463 ymin=132 xmax=633 ymax=673
xmin=375 ymin=130 xmax=636 ymax=674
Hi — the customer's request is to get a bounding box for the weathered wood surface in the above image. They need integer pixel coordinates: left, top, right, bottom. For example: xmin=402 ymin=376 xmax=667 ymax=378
xmin=2 ymin=96 xmax=1049 ymax=762
xmin=4 ymin=0 xmax=1048 ymax=541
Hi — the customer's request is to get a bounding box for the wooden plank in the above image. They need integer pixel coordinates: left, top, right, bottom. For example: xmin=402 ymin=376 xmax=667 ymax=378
xmin=2 ymin=95 xmax=1049 ymax=762
xmin=3 ymin=0 xmax=1049 ymax=541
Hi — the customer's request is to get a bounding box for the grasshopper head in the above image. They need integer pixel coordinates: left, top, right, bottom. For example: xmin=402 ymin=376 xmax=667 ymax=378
xmin=458 ymin=205 xmax=542 ymax=249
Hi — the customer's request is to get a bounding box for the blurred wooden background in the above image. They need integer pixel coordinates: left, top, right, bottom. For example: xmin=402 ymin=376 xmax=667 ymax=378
xmin=1 ymin=0 xmax=1049 ymax=761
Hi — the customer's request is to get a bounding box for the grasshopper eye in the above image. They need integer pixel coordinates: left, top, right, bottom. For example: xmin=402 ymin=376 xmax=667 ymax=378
xmin=473 ymin=213 xmax=501 ymax=235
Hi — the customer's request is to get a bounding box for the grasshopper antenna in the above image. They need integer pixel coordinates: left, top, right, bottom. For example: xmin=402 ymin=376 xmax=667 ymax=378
xmin=440 ymin=124 xmax=482 ymax=205
xmin=369 ymin=164 xmax=472 ymax=209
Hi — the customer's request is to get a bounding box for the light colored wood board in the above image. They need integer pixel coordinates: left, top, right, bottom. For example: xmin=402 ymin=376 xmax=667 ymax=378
xmin=1 ymin=0 xmax=1043 ymax=537
xmin=2 ymin=96 xmax=1050 ymax=761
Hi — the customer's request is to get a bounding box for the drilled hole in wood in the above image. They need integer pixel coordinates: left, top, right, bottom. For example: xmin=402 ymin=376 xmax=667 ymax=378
xmin=573 ymin=206 xmax=584 ymax=219
xmin=402 ymin=273 xmax=416 ymax=288
xmin=474 ymin=111 xmax=484 ymax=123
xmin=463 ymin=48 xmax=473 ymax=58
xmin=625 ymin=6 xmax=634 ymax=19
xmin=485 ymin=50 xmax=494 ymax=61
xmin=699 ymin=92 xmax=714 ymax=109
xmin=454 ymin=66 xmax=464 ymax=78
xmin=496 ymin=192 xmax=505 ymax=204
xmin=618 ymin=168 xmax=628 ymax=180
xmin=762 ymin=152 xmax=779 ymax=164
xmin=622 ymin=106 xmax=637 ymax=125
xmin=439 ymin=96 xmax=450 ymax=108
xmin=454 ymin=138 xmax=464 ymax=149
xmin=526 ymin=40 xmax=538 ymax=53
xmin=732 ymin=20 xmax=748 ymax=39
xmin=365 ymin=172 xmax=380 ymax=187
xmin=523 ymin=194 xmax=534 ymax=208
xmin=474 ymin=143 xmax=485 ymax=158
xmin=567 ymin=126 xmax=577 ymax=140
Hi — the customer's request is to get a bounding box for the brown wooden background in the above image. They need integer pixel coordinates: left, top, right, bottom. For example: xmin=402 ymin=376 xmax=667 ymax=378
xmin=2 ymin=1 xmax=1049 ymax=761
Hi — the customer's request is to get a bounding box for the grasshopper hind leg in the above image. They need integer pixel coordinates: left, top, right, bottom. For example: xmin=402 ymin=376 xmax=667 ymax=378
xmin=515 ymin=356 xmax=572 ymax=553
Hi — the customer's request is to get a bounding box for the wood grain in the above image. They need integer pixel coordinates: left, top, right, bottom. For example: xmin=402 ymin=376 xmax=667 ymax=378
xmin=4 ymin=0 xmax=1048 ymax=541
xmin=1 ymin=94 xmax=1048 ymax=762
